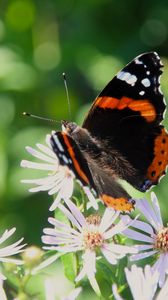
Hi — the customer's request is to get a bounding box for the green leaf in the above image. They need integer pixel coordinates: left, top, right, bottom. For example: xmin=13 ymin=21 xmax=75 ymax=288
xmin=115 ymin=256 xmax=128 ymax=285
xmin=61 ymin=253 xmax=77 ymax=282
xmin=96 ymin=260 xmax=116 ymax=299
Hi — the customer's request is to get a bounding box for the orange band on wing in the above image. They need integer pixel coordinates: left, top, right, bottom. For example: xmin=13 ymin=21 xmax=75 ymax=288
xmin=95 ymin=96 xmax=156 ymax=122
xmin=147 ymin=128 xmax=168 ymax=182
xmin=101 ymin=194 xmax=134 ymax=211
xmin=62 ymin=133 xmax=89 ymax=184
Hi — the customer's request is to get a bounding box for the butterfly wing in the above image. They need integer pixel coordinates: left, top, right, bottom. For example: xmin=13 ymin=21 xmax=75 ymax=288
xmin=50 ymin=131 xmax=94 ymax=187
xmin=87 ymin=161 xmax=135 ymax=211
xmin=50 ymin=131 xmax=135 ymax=211
xmin=83 ymin=52 xmax=168 ymax=191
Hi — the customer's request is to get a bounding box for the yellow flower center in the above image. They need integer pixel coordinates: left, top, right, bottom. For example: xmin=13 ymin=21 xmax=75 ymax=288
xmin=83 ymin=214 xmax=104 ymax=250
xmin=83 ymin=231 xmax=104 ymax=250
xmin=154 ymin=227 xmax=168 ymax=252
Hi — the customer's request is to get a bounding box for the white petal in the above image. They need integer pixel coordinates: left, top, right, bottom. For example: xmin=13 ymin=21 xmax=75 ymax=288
xmin=125 ymin=265 xmax=158 ymax=300
xmin=32 ymin=253 xmax=62 ymax=274
xmin=41 ymin=235 xmax=78 ymax=246
xmin=0 ymin=257 xmax=24 ymax=264
xmin=76 ymin=250 xmax=101 ymax=296
xmin=75 ymin=266 xmax=86 ymax=282
xmin=0 ymin=228 xmax=16 ymax=244
xmin=48 ymin=181 xmax=64 ymax=196
xmin=124 ymin=218 xmax=154 ymax=235
xmin=36 ymin=142 xmax=56 ymax=158
xmin=25 ymin=146 xmax=57 ymax=164
xmin=47 ymin=218 xmax=79 ymax=236
xmin=63 ymin=287 xmax=82 ymax=300
xmin=104 ymin=216 xmax=135 ymax=240
xmin=134 ymin=244 xmax=154 ymax=251
xmin=112 ymin=284 xmax=124 ymax=300
xmin=61 ymin=177 xmax=74 ymax=199
xmin=157 ymin=277 xmax=168 ymax=300
xmin=83 ymin=186 xmax=98 ymax=210
xmin=49 ymin=193 xmax=62 ymax=211
xmin=151 ymin=192 xmax=163 ymax=229
xmin=0 ymin=237 xmax=25 ymax=256
xmin=101 ymin=247 xmax=118 ymax=265
xmin=45 ymin=134 xmax=52 ymax=148
xmin=58 ymin=204 xmax=82 ymax=232
xmin=84 ymin=250 xmax=100 ymax=296
xmin=136 ymin=199 xmax=161 ymax=231
xmin=21 ymin=176 xmax=57 ymax=185
xmin=123 ymin=228 xmax=154 ymax=243
xmin=105 ymin=243 xmax=137 ymax=254
xmin=0 ymin=281 xmax=7 ymax=300
xmin=28 ymin=180 xmax=59 ymax=192
xmin=65 ymin=199 xmax=87 ymax=227
xmin=21 ymin=160 xmax=56 ymax=171
xmin=43 ymin=245 xmax=82 ymax=253
xmin=31 ymin=253 xmax=63 ymax=275
xmin=100 ymin=209 xmax=118 ymax=233
xmin=130 ymin=249 xmax=158 ymax=261
xmin=43 ymin=227 xmax=79 ymax=239
xmin=153 ymin=253 xmax=167 ymax=288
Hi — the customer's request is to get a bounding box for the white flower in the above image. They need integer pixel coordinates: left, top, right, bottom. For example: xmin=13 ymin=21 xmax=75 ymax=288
xmin=0 ymin=228 xmax=25 ymax=280
xmin=45 ymin=277 xmax=82 ymax=300
xmin=122 ymin=192 xmax=168 ymax=287
xmin=21 ymin=134 xmax=98 ymax=211
xmin=112 ymin=264 xmax=168 ymax=300
xmin=41 ymin=199 xmax=137 ymax=295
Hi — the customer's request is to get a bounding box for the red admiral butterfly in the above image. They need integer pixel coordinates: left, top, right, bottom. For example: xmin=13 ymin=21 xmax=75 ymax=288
xmin=50 ymin=52 xmax=168 ymax=212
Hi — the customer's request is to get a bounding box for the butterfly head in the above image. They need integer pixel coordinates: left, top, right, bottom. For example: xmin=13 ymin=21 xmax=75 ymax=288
xmin=62 ymin=120 xmax=78 ymax=135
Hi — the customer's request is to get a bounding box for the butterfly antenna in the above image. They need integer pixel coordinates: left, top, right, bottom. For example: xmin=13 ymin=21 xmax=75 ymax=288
xmin=22 ymin=112 xmax=60 ymax=124
xmin=62 ymin=72 xmax=71 ymax=121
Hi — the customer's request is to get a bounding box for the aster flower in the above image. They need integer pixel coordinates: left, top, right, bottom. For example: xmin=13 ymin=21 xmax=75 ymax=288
xmin=41 ymin=199 xmax=137 ymax=295
xmin=112 ymin=264 xmax=168 ymax=300
xmin=21 ymin=134 xmax=98 ymax=211
xmin=0 ymin=227 xmax=25 ymax=280
xmin=122 ymin=192 xmax=168 ymax=287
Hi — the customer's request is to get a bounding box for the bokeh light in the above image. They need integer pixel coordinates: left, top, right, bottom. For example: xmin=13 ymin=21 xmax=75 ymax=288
xmin=6 ymin=0 xmax=35 ymax=31
xmin=140 ymin=19 xmax=167 ymax=46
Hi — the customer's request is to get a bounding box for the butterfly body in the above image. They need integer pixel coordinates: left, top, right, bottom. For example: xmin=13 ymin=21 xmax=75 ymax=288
xmin=50 ymin=52 xmax=168 ymax=212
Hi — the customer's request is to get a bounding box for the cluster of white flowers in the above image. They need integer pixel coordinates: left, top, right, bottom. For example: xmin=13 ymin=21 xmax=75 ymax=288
xmin=19 ymin=133 xmax=168 ymax=299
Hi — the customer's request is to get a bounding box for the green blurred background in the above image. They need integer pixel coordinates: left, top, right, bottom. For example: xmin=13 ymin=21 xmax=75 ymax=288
xmin=0 ymin=0 xmax=168 ymax=298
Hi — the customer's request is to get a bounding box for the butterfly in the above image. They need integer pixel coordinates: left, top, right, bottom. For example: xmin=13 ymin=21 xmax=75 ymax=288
xmin=50 ymin=52 xmax=168 ymax=212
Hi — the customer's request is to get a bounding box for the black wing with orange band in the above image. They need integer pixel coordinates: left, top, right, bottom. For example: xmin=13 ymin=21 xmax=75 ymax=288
xmin=50 ymin=131 xmax=95 ymax=187
xmin=83 ymin=52 xmax=168 ymax=190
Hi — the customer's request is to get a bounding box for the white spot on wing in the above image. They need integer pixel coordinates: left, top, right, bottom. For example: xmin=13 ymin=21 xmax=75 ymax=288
xmin=126 ymin=75 xmax=137 ymax=85
xmin=139 ymin=91 xmax=145 ymax=96
xmin=53 ymin=135 xmax=64 ymax=152
xmin=62 ymin=155 xmax=69 ymax=164
xmin=146 ymin=71 xmax=150 ymax=75
xmin=141 ymin=78 xmax=151 ymax=87
xmin=135 ymin=58 xmax=143 ymax=64
xmin=117 ymin=71 xmax=128 ymax=80
xmin=117 ymin=71 xmax=137 ymax=86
